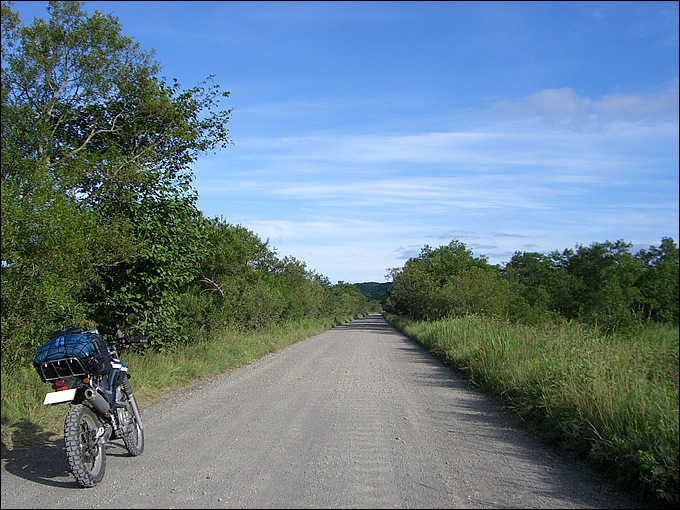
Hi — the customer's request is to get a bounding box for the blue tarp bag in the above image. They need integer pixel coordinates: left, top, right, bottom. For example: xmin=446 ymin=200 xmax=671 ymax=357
xmin=34 ymin=328 xmax=111 ymax=381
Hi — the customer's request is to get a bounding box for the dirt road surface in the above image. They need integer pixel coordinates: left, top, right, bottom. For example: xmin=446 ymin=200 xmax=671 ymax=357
xmin=1 ymin=314 xmax=646 ymax=509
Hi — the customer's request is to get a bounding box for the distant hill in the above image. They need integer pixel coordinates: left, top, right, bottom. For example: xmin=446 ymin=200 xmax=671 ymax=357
xmin=354 ymin=282 xmax=392 ymax=301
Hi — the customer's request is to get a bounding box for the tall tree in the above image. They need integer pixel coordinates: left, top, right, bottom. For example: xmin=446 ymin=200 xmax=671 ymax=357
xmin=385 ymin=239 xmax=500 ymax=320
xmin=1 ymin=1 xmax=232 ymax=360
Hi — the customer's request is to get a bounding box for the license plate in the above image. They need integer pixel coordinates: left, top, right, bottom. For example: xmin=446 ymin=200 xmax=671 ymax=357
xmin=43 ymin=388 xmax=77 ymax=405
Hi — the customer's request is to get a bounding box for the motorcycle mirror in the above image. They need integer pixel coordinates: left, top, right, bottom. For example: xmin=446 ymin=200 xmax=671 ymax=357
xmin=127 ymin=313 xmax=138 ymax=326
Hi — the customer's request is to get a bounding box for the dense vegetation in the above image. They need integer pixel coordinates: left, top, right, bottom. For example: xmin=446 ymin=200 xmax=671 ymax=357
xmin=1 ymin=0 xmax=378 ymax=368
xmin=383 ymin=238 xmax=678 ymax=331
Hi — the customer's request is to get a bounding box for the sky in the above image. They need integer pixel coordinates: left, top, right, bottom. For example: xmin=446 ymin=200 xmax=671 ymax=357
xmin=11 ymin=1 xmax=680 ymax=283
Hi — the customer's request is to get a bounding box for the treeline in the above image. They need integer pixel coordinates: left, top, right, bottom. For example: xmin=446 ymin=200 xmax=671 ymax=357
xmin=1 ymin=1 xmax=376 ymax=367
xmin=383 ymin=238 xmax=678 ymax=330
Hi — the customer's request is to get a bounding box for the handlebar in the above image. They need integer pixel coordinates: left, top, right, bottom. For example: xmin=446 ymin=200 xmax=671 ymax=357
xmin=118 ymin=333 xmax=148 ymax=347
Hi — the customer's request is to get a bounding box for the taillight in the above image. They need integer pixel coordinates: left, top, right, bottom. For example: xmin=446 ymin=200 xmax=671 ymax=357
xmin=52 ymin=378 xmax=70 ymax=391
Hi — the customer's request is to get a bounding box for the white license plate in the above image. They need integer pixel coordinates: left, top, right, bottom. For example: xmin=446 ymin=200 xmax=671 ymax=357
xmin=43 ymin=388 xmax=77 ymax=405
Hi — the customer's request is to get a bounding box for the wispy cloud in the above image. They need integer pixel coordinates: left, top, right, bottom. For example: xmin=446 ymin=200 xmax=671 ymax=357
xmin=195 ymin=83 xmax=678 ymax=281
xmin=497 ymin=82 xmax=679 ymax=125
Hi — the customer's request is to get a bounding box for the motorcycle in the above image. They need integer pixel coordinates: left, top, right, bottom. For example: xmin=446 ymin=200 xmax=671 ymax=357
xmin=33 ymin=316 xmax=147 ymax=487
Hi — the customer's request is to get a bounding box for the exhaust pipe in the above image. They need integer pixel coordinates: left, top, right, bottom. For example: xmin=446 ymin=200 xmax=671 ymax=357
xmin=84 ymin=388 xmax=111 ymax=416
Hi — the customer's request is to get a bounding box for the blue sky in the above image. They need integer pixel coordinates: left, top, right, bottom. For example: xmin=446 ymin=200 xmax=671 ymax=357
xmin=12 ymin=1 xmax=679 ymax=283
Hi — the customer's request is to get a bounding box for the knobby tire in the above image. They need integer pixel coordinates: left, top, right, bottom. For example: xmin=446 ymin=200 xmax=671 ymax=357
xmin=64 ymin=404 xmax=106 ymax=487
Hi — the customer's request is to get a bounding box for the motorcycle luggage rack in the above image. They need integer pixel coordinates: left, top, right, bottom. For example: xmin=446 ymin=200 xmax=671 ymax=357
xmin=37 ymin=357 xmax=90 ymax=382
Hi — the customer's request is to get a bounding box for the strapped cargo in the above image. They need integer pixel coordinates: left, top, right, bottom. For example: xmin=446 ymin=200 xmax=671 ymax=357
xmin=34 ymin=328 xmax=111 ymax=382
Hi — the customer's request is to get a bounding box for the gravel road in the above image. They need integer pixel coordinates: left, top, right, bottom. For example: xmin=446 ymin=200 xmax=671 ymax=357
xmin=1 ymin=314 xmax=646 ymax=509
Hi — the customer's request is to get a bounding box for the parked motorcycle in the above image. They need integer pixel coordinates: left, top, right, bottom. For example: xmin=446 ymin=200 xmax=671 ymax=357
xmin=33 ymin=316 xmax=147 ymax=487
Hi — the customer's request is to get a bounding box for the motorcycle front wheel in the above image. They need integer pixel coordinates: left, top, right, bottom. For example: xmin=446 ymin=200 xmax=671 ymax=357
xmin=118 ymin=385 xmax=144 ymax=456
xmin=64 ymin=404 xmax=106 ymax=487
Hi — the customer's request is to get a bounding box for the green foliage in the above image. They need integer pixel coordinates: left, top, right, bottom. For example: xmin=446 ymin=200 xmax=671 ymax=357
xmin=325 ymin=282 xmax=378 ymax=322
xmin=384 ymin=240 xmax=507 ymax=321
xmin=86 ymin=189 xmax=210 ymax=345
xmin=384 ymin=237 xmax=679 ymax=331
xmin=183 ymin=216 xmax=380 ymax=335
xmin=0 ymin=164 xmax=101 ymax=363
xmin=635 ymin=237 xmax=679 ymax=323
xmin=559 ymin=240 xmax=643 ymax=329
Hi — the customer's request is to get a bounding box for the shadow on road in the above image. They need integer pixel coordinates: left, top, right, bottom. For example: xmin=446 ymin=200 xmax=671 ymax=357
xmin=1 ymin=438 xmax=77 ymax=488
xmin=2 ymin=437 xmax=132 ymax=488
xmin=332 ymin=314 xmax=397 ymax=334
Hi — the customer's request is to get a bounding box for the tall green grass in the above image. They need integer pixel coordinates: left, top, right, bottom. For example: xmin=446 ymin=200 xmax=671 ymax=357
xmin=1 ymin=316 xmax=341 ymax=451
xmin=386 ymin=313 xmax=679 ymax=508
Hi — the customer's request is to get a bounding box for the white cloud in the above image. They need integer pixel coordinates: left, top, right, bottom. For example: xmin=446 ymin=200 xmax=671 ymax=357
xmin=497 ymin=82 xmax=679 ymax=125
xmin=595 ymin=83 xmax=679 ymax=120
xmin=501 ymin=88 xmax=593 ymax=124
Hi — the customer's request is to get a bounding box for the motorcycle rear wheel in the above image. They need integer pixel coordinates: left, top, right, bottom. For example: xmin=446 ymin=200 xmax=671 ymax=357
xmin=64 ymin=404 xmax=106 ymax=487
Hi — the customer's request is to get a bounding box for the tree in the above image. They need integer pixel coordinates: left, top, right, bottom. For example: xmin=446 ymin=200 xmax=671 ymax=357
xmin=635 ymin=237 xmax=679 ymax=323
xmin=502 ymin=251 xmax=568 ymax=324
xmin=385 ymin=259 xmax=434 ymax=319
xmin=1 ymin=1 xmax=232 ymax=359
xmin=384 ymin=239 xmax=502 ymax=320
xmin=560 ymin=240 xmax=643 ymax=330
